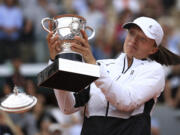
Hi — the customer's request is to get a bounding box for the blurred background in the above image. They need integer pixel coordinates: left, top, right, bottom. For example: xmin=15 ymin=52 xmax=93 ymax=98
xmin=0 ymin=0 xmax=180 ymax=135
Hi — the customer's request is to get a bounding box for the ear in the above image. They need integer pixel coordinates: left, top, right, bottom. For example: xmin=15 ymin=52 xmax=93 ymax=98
xmin=149 ymin=47 xmax=158 ymax=55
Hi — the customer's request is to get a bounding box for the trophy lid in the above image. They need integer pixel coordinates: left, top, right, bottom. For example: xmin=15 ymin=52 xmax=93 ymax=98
xmin=0 ymin=86 xmax=37 ymax=113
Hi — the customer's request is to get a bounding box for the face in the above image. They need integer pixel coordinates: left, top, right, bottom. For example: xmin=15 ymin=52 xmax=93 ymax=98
xmin=123 ymin=26 xmax=158 ymax=59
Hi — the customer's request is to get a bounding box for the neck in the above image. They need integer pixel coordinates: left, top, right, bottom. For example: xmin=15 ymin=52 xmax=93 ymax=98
xmin=127 ymin=56 xmax=133 ymax=67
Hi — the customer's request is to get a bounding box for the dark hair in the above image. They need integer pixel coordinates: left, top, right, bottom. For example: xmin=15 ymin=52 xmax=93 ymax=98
xmin=149 ymin=45 xmax=180 ymax=66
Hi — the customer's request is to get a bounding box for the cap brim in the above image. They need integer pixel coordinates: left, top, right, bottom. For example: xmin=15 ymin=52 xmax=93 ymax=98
xmin=122 ymin=22 xmax=138 ymax=29
xmin=122 ymin=22 xmax=155 ymax=40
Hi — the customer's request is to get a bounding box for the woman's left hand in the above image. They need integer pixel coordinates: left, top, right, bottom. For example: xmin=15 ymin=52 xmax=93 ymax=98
xmin=71 ymin=30 xmax=96 ymax=64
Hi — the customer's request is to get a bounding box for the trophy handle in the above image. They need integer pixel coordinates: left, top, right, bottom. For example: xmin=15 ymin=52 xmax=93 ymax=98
xmin=85 ymin=26 xmax=95 ymax=40
xmin=41 ymin=17 xmax=57 ymax=33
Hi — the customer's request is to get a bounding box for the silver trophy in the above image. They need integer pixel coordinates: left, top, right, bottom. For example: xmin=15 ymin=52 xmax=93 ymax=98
xmin=37 ymin=14 xmax=100 ymax=92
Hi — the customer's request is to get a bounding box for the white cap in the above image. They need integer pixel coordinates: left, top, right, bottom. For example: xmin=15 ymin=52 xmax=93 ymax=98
xmin=123 ymin=17 xmax=164 ymax=46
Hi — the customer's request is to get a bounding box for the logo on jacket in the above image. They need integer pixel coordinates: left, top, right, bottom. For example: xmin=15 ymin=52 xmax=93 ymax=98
xmin=130 ymin=70 xmax=134 ymax=75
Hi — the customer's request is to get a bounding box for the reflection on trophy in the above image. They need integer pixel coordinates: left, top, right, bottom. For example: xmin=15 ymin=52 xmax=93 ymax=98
xmin=0 ymin=86 xmax=37 ymax=113
xmin=37 ymin=14 xmax=100 ymax=92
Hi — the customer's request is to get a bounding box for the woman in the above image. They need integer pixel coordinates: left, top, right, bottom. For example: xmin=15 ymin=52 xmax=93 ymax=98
xmin=46 ymin=16 xmax=180 ymax=135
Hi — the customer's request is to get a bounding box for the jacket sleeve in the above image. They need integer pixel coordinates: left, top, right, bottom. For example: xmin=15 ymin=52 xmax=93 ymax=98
xmin=54 ymin=90 xmax=82 ymax=114
xmin=95 ymin=62 xmax=165 ymax=112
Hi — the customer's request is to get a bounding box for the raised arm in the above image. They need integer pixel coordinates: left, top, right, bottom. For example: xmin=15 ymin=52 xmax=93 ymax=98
xmin=95 ymin=62 xmax=165 ymax=112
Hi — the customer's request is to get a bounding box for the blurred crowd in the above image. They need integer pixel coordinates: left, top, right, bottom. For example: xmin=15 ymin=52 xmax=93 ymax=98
xmin=0 ymin=0 xmax=180 ymax=135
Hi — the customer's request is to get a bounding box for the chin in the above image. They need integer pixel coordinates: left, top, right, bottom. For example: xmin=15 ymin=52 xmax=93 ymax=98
xmin=127 ymin=49 xmax=135 ymax=55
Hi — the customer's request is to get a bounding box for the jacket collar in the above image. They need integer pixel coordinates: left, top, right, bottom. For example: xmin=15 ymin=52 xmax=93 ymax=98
xmin=116 ymin=52 xmax=151 ymax=68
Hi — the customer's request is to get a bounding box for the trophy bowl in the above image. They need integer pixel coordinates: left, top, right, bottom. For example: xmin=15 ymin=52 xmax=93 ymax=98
xmin=41 ymin=14 xmax=95 ymax=61
xmin=37 ymin=14 xmax=99 ymax=92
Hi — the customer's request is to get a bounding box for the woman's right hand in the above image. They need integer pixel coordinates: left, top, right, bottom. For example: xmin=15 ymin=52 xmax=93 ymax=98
xmin=46 ymin=21 xmax=61 ymax=60
xmin=46 ymin=32 xmax=61 ymax=60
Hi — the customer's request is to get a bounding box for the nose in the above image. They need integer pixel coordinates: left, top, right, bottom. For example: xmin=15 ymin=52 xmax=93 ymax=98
xmin=131 ymin=35 xmax=138 ymax=45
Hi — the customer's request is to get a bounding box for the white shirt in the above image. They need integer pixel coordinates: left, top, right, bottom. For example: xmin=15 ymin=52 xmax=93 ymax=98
xmin=52 ymin=53 xmax=165 ymax=119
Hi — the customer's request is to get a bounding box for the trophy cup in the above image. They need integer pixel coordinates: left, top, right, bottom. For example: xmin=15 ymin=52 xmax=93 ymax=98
xmin=0 ymin=86 xmax=37 ymax=113
xmin=37 ymin=14 xmax=100 ymax=92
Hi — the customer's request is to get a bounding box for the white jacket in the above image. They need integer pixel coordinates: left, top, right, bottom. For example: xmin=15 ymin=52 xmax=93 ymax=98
xmin=53 ymin=53 xmax=165 ymax=119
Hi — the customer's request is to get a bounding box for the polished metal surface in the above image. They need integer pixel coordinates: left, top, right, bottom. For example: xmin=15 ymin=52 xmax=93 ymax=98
xmin=41 ymin=14 xmax=95 ymax=54
xmin=0 ymin=86 xmax=37 ymax=113
xmin=55 ymin=16 xmax=85 ymax=40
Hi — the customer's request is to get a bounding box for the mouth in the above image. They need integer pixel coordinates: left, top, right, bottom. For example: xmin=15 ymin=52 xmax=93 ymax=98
xmin=128 ymin=43 xmax=137 ymax=50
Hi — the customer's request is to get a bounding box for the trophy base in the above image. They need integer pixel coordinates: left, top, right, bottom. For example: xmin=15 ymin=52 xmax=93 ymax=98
xmin=37 ymin=58 xmax=100 ymax=92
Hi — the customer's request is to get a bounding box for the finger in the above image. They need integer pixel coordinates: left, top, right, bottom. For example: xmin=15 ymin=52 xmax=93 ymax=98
xmin=49 ymin=34 xmax=59 ymax=45
xmin=48 ymin=21 xmax=53 ymax=31
xmin=50 ymin=39 xmax=61 ymax=51
xmin=46 ymin=32 xmax=53 ymax=42
xmin=55 ymin=41 xmax=61 ymax=52
xmin=74 ymin=36 xmax=89 ymax=48
xmin=71 ymin=43 xmax=86 ymax=53
xmin=80 ymin=30 xmax=88 ymax=41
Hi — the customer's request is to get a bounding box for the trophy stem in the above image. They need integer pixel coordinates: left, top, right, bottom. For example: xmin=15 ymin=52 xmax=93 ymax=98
xmin=55 ymin=52 xmax=83 ymax=62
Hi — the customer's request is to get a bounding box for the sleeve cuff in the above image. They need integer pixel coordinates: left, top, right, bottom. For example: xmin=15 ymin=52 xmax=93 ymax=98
xmin=48 ymin=59 xmax=54 ymax=65
xmin=94 ymin=62 xmax=114 ymax=96
xmin=96 ymin=61 xmax=109 ymax=78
